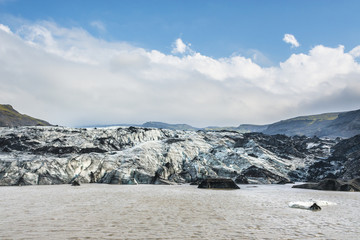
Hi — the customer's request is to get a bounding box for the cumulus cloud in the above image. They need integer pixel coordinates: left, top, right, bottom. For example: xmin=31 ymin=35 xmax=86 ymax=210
xmin=0 ymin=20 xmax=360 ymax=127
xmin=15 ymin=21 xmax=133 ymax=64
xmin=171 ymin=38 xmax=192 ymax=54
xmin=283 ymin=33 xmax=300 ymax=48
xmin=349 ymin=46 xmax=360 ymax=58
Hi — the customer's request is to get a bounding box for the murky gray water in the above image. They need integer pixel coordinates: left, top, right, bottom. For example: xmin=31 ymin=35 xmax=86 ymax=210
xmin=0 ymin=184 xmax=359 ymax=240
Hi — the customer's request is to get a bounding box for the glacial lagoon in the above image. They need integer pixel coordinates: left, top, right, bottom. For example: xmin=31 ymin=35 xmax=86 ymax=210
xmin=0 ymin=184 xmax=359 ymax=239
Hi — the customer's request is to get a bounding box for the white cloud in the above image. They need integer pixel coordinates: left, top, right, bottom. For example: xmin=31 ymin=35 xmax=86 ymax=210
xmin=15 ymin=21 xmax=133 ymax=64
xmin=350 ymin=46 xmax=360 ymax=58
xmin=0 ymin=20 xmax=360 ymax=127
xmin=171 ymin=38 xmax=191 ymax=54
xmin=90 ymin=21 xmax=106 ymax=32
xmin=283 ymin=33 xmax=300 ymax=48
xmin=0 ymin=23 xmax=11 ymax=34
xmin=248 ymin=49 xmax=273 ymax=66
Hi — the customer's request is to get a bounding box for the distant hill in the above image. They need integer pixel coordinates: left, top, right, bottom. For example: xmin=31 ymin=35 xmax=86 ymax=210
xmin=203 ymin=126 xmax=238 ymax=131
xmin=210 ymin=109 xmax=360 ymax=138
xmin=82 ymin=109 xmax=360 ymax=138
xmin=250 ymin=109 xmax=360 ymax=138
xmin=236 ymin=124 xmax=269 ymax=133
xmin=142 ymin=121 xmax=199 ymax=131
xmin=83 ymin=121 xmax=200 ymax=131
xmin=0 ymin=104 xmax=51 ymax=127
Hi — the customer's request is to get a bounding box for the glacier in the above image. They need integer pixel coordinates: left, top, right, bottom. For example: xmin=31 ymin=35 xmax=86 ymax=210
xmin=0 ymin=126 xmax=340 ymax=186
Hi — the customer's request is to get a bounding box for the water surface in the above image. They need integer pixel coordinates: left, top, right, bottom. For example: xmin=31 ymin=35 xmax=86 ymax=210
xmin=0 ymin=184 xmax=359 ymax=239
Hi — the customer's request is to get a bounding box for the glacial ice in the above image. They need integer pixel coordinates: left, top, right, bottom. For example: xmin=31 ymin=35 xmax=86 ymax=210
xmin=0 ymin=126 xmax=338 ymax=185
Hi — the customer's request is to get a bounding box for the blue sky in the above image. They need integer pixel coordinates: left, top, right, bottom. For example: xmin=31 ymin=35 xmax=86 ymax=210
xmin=0 ymin=0 xmax=360 ymax=127
xmin=2 ymin=0 xmax=359 ymax=64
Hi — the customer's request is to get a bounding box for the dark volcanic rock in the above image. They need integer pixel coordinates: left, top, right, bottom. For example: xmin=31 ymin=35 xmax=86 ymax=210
xmin=190 ymin=180 xmax=201 ymax=185
xmin=89 ymin=172 xmax=96 ymax=183
xmin=309 ymin=203 xmax=321 ymax=211
xmin=234 ymin=174 xmax=249 ymax=184
xmin=235 ymin=133 xmax=328 ymax=161
xmin=241 ymin=165 xmax=291 ymax=184
xmin=165 ymin=138 xmax=185 ymax=144
xmin=306 ymin=134 xmax=360 ymax=181
xmin=198 ymin=178 xmax=240 ymax=189
xmin=71 ymin=180 xmax=80 ymax=186
xmin=35 ymin=146 xmax=79 ymax=154
xmin=292 ymin=178 xmax=360 ymax=191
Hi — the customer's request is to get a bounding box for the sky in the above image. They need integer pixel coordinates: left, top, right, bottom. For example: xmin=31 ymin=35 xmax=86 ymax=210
xmin=0 ymin=0 xmax=360 ymax=127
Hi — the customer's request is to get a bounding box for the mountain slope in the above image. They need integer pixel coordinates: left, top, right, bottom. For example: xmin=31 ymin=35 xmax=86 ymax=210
xmin=139 ymin=109 xmax=360 ymax=138
xmin=243 ymin=109 xmax=360 ymax=138
xmin=262 ymin=112 xmax=340 ymax=137
xmin=319 ymin=109 xmax=360 ymax=138
xmin=0 ymin=104 xmax=51 ymax=127
xmin=236 ymin=124 xmax=269 ymax=133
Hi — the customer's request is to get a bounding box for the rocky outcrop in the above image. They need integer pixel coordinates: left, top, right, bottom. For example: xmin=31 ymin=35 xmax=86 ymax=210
xmin=234 ymin=175 xmax=249 ymax=184
xmin=292 ymin=178 xmax=360 ymax=191
xmin=0 ymin=126 xmax=342 ymax=186
xmin=71 ymin=180 xmax=80 ymax=186
xmin=309 ymin=203 xmax=321 ymax=211
xmin=198 ymin=178 xmax=240 ymax=189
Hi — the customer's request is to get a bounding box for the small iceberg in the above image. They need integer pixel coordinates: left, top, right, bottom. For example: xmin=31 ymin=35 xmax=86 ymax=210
xmin=288 ymin=200 xmax=337 ymax=211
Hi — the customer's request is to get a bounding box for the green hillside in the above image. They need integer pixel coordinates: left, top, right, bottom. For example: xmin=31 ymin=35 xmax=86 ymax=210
xmin=286 ymin=112 xmax=339 ymax=123
xmin=0 ymin=104 xmax=51 ymax=127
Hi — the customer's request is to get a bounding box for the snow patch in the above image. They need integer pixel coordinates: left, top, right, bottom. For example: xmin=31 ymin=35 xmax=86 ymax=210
xmin=306 ymin=142 xmax=320 ymax=149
